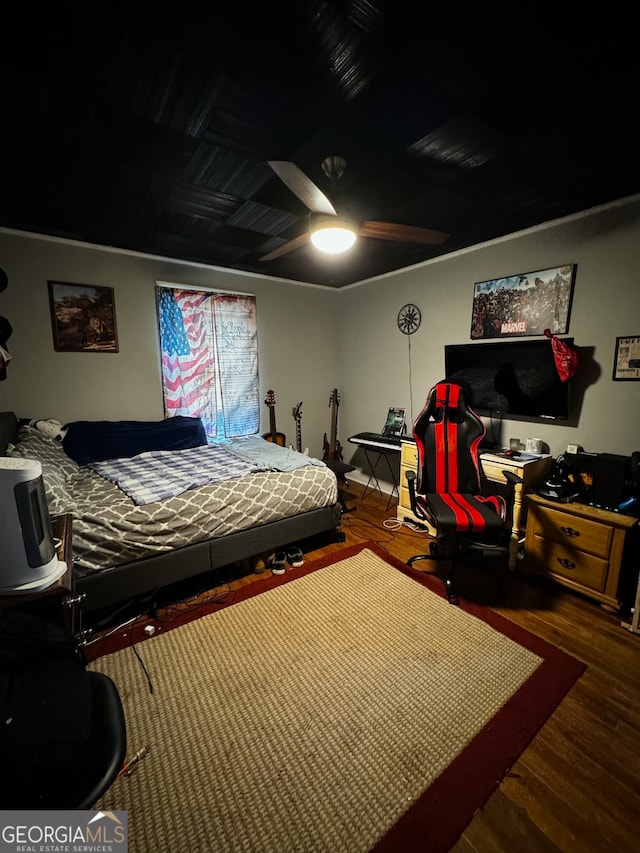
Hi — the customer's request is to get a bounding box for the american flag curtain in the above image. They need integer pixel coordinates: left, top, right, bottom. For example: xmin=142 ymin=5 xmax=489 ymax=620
xmin=157 ymin=287 xmax=259 ymax=439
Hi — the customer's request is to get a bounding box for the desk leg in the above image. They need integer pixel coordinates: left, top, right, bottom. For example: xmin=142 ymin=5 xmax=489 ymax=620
xmin=509 ymin=482 xmax=524 ymax=570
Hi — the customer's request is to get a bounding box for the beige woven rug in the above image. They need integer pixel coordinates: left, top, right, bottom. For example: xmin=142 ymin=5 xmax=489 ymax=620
xmin=89 ymin=543 xmax=585 ymax=852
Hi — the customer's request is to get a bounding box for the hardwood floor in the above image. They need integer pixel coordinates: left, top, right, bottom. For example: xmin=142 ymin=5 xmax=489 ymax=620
xmin=89 ymin=482 xmax=640 ymax=852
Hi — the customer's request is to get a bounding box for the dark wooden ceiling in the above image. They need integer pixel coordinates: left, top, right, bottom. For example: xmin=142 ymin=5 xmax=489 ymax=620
xmin=2 ymin=3 xmax=638 ymax=287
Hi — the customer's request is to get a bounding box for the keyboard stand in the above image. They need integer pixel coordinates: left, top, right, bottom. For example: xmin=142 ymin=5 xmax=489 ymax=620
xmin=359 ymin=446 xmax=400 ymax=510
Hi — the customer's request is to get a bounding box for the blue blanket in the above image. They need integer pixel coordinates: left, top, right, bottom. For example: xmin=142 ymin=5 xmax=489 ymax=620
xmin=90 ymin=444 xmax=262 ymax=505
xmin=225 ymin=435 xmax=325 ymax=472
xmin=64 ymin=416 xmax=207 ymax=465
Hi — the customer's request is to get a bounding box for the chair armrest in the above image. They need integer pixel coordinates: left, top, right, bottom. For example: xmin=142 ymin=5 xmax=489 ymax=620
xmin=405 ymin=470 xmax=428 ymax=521
xmin=502 ymin=470 xmax=524 ymax=487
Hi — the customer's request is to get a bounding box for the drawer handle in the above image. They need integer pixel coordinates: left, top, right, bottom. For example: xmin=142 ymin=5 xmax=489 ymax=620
xmin=556 ymin=557 xmax=577 ymax=570
xmin=560 ymin=526 xmax=580 ymax=538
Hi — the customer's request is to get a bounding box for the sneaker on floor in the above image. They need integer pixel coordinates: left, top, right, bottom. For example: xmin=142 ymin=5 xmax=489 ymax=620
xmin=287 ymin=546 xmax=304 ymax=568
xmin=271 ymin=552 xmax=287 ymax=575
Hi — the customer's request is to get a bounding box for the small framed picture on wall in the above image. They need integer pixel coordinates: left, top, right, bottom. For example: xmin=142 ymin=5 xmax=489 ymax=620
xmin=48 ymin=281 xmax=119 ymax=353
xmin=612 ymin=335 xmax=640 ymax=380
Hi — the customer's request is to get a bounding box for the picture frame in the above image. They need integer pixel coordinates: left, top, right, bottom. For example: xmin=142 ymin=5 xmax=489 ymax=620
xmin=48 ymin=281 xmax=119 ymax=353
xmin=470 ymin=264 xmax=576 ymax=339
xmin=612 ymin=335 xmax=640 ymax=381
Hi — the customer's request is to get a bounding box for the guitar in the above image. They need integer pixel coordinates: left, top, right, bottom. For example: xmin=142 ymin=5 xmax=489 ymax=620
xmin=262 ymin=390 xmax=286 ymax=446
xmin=322 ymin=388 xmax=344 ymax=462
xmin=290 ymin=402 xmax=309 ymax=455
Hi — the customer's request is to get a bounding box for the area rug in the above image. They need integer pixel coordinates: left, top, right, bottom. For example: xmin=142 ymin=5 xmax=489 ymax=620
xmin=89 ymin=542 xmax=586 ymax=852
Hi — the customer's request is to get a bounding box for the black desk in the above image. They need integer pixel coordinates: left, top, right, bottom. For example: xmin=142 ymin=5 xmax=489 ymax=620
xmin=348 ymin=433 xmax=402 ymax=510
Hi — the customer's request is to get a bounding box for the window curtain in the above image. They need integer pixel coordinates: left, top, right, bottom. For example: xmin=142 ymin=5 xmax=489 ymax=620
xmin=157 ymin=286 xmax=259 ymax=439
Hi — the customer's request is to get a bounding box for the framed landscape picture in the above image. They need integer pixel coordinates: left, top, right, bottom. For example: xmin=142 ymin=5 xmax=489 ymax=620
xmin=48 ymin=281 xmax=119 ymax=353
xmin=470 ymin=265 xmax=576 ymax=339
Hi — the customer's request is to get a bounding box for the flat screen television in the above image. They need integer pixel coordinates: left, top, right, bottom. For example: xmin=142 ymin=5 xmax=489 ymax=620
xmin=444 ymin=338 xmax=573 ymax=421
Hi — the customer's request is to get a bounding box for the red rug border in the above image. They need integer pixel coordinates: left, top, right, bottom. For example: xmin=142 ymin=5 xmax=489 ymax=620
xmin=87 ymin=540 xmax=586 ymax=852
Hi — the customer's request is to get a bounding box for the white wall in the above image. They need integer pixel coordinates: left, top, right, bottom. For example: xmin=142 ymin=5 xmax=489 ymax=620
xmin=1 ymin=194 xmax=639 ymax=480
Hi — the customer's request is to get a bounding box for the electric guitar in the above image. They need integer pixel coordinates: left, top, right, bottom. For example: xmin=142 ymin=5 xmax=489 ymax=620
xmin=322 ymin=388 xmax=344 ymax=462
xmin=290 ymin=402 xmax=309 ymax=455
xmin=262 ymin=390 xmax=286 ymax=446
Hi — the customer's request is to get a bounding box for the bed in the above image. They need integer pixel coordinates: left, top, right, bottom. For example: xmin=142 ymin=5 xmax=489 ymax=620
xmin=0 ymin=412 xmax=341 ymax=617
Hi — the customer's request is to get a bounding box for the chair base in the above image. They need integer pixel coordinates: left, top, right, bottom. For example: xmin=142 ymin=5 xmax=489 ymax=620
xmin=407 ymin=534 xmax=509 ymax=606
xmin=408 ymin=552 xmax=460 ymax=605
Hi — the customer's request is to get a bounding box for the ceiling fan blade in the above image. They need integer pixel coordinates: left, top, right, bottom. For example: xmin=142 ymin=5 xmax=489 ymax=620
xmin=259 ymin=232 xmax=311 ymax=262
xmin=360 ymin=220 xmax=450 ymax=245
xmin=268 ymin=161 xmax=337 ymax=216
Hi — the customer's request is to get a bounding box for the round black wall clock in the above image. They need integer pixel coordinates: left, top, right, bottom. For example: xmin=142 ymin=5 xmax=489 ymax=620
xmin=397 ymin=303 xmax=422 ymax=335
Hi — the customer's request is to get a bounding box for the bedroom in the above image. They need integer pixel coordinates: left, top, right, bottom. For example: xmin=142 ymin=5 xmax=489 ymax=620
xmin=1 ymin=206 xmax=639 ymax=849
xmin=1 ymin=8 xmax=639 ymax=846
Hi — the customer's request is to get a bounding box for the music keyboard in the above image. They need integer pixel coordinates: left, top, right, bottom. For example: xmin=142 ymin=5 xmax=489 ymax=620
xmin=348 ymin=432 xmax=402 ymax=451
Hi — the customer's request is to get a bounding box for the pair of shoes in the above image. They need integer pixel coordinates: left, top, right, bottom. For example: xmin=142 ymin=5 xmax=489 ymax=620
xmin=271 ymin=552 xmax=287 ymax=575
xmin=286 ymin=546 xmax=304 ymax=568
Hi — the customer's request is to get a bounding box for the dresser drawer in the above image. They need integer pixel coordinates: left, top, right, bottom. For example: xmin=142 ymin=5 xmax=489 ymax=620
xmin=529 ymin=534 xmax=608 ymax=591
xmin=401 ymin=441 xmax=418 ymax=467
xmin=399 ymin=481 xmax=412 ymax=511
xmin=533 ymin=505 xmax=613 ymax=559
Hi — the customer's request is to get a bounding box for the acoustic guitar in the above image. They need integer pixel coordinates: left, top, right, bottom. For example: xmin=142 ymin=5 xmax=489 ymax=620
xmin=322 ymin=388 xmax=344 ymax=462
xmin=262 ymin=390 xmax=286 ymax=446
xmin=290 ymin=402 xmax=309 ymax=455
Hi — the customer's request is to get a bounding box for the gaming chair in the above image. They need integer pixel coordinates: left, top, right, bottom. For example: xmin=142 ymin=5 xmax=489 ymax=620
xmin=405 ymin=380 xmax=521 ymax=604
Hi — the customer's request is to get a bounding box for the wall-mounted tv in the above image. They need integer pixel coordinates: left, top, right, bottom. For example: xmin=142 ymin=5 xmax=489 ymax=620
xmin=444 ymin=338 xmax=573 ymax=421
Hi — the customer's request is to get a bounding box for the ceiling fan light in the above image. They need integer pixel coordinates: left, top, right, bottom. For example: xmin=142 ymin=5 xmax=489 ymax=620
xmin=309 ymin=216 xmax=357 ymax=254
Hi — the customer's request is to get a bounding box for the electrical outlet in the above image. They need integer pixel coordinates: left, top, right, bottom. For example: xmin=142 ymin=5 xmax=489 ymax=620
xmin=567 ymin=444 xmax=579 ymax=455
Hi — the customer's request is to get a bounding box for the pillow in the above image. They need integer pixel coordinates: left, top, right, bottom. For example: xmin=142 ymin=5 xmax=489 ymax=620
xmin=8 ymin=425 xmax=80 ymax=478
xmin=62 ymin=416 xmax=207 ymax=465
xmin=6 ymin=427 xmax=78 ymax=514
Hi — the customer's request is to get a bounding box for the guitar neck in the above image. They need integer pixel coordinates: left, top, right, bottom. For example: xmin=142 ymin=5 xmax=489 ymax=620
xmin=263 ymin=391 xmax=285 ymax=445
xmin=330 ymin=403 xmax=338 ymax=455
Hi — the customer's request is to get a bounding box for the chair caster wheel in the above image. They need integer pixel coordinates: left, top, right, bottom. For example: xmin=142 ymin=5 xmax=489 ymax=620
xmin=445 ymin=578 xmax=459 ymax=606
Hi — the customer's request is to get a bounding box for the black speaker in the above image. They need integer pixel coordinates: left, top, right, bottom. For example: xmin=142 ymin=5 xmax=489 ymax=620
xmin=591 ymin=453 xmax=630 ymax=510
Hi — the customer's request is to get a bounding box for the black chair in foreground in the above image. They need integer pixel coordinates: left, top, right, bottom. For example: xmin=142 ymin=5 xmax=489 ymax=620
xmin=406 ymin=380 xmax=522 ymax=605
xmin=0 ymin=610 xmax=126 ymax=808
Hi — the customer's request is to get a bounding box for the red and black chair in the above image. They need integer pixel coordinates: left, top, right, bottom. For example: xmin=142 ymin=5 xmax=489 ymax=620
xmin=406 ymin=380 xmax=521 ymax=604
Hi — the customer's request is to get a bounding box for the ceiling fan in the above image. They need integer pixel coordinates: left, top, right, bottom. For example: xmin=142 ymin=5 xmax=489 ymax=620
xmin=259 ymin=156 xmax=450 ymax=261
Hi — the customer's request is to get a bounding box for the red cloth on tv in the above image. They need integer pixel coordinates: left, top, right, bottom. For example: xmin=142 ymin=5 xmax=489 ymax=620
xmin=544 ymin=329 xmax=579 ymax=381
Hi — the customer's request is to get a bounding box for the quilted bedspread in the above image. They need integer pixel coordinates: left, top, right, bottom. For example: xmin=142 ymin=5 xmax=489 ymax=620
xmin=7 ymin=425 xmax=339 ymax=572
xmin=89 ymin=443 xmax=263 ymax=505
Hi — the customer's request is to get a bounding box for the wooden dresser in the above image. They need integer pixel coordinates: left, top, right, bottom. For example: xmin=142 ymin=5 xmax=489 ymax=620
xmin=523 ymin=494 xmax=637 ymax=611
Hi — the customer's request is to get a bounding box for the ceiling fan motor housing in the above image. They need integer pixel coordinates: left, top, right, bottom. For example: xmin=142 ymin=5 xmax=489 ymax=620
xmin=321 ymin=156 xmax=347 ymax=181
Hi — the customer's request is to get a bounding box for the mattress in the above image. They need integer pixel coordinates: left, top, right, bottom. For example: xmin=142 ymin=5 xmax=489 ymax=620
xmin=6 ymin=425 xmax=338 ymax=572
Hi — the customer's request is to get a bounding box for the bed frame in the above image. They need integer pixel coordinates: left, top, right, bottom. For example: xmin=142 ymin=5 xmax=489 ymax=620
xmin=0 ymin=412 xmax=342 ymax=616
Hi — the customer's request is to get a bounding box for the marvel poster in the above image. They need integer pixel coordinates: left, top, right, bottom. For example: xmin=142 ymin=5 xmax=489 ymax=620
xmin=470 ymin=265 xmax=576 ymax=339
